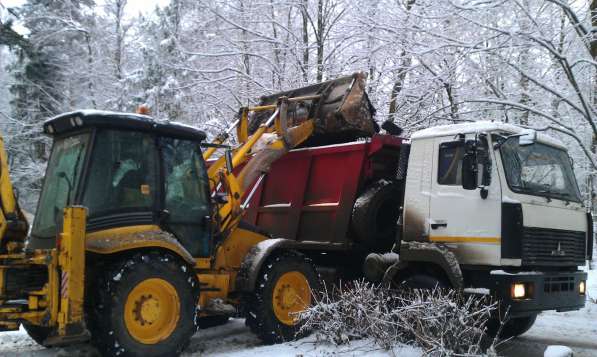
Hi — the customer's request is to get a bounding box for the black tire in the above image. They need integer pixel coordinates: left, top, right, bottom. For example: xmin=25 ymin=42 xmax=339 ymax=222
xmin=402 ymin=273 xmax=449 ymax=289
xmin=244 ymin=251 xmax=321 ymax=344
xmin=487 ymin=314 xmax=538 ymax=339
xmin=351 ymin=180 xmax=402 ymax=252
xmin=86 ymin=251 xmax=199 ymax=357
xmin=22 ymin=323 xmax=56 ymax=347
xmin=198 ymin=315 xmax=229 ymax=329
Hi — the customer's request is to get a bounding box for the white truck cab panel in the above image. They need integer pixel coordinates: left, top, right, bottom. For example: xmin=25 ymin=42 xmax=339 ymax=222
xmin=403 ymin=121 xmax=587 ymax=268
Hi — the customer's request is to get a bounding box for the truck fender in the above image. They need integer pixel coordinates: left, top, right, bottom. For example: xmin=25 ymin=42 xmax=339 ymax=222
xmin=382 ymin=241 xmax=463 ymax=289
xmin=235 ymin=238 xmax=297 ymax=292
xmin=85 ymin=225 xmax=195 ymax=266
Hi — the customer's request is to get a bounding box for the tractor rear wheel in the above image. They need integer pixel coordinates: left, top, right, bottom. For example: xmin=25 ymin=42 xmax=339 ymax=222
xmin=86 ymin=251 xmax=199 ymax=357
xmin=244 ymin=251 xmax=320 ymax=344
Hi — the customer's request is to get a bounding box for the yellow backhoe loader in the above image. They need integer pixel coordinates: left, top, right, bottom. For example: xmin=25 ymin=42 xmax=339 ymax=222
xmin=0 ymin=73 xmax=375 ymax=356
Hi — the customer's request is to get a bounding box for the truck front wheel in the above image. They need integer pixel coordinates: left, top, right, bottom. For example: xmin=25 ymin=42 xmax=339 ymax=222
xmin=86 ymin=251 xmax=199 ymax=357
xmin=244 ymin=251 xmax=320 ymax=344
xmin=488 ymin=314 xmax=537 ymax=339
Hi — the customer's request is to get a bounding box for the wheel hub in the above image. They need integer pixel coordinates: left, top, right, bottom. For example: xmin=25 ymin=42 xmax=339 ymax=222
xmin=133 ymin=294 xmax=160 ymax=325
xmin=272 ymin=271 xmax=311 ymax=326
xmin=124 ymin=278 xmax=181 ymax=344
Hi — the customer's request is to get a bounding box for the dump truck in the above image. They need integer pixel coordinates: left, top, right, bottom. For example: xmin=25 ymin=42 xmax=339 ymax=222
xmin=241 ymin=121 xmax=592 ymax=338
xmin=0 ymin=73 xmax=376 ymax=356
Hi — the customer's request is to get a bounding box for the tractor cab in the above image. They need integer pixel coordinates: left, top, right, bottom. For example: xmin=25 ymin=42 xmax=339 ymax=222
xmin=28 ymin=110 xmax=212 ymax=257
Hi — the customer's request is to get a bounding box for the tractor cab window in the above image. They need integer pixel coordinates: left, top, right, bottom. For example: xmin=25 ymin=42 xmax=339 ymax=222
xmin=161 ymin=138 xmax=211 ymax=257
xmin=32 ymin=134 xmax=90 ymax=238
xmin=82 ymin=130 xmax=157 ymax=218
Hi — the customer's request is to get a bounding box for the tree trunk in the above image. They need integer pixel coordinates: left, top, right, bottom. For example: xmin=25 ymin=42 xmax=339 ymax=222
xmin=316 ymin=0 xmax=324 ymax=82
xmin=387 ymin=0 xmax=416 ymax=123
xmin=301 ymin=0 xmax=309 ymax=82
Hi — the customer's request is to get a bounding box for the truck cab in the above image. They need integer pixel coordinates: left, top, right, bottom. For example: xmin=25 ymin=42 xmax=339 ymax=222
xmin=401 ymin=121 xmax=589 ymax=322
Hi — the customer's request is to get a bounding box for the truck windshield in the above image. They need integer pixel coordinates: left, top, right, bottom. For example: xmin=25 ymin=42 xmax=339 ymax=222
xmin=500 ymin=137 xmax=581 ymax=202
xmin=32 ymin=134 xmax=90 ymax=238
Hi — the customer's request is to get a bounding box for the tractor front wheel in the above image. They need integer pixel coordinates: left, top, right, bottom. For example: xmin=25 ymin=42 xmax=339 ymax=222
xmin=86 ymin=251 xmax=199 ymax=357
xmin=244 ymin=251 xmax=320 ymax=344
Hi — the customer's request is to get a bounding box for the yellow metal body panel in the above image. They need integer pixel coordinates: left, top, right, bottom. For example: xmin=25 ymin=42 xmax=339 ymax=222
xmin=57 ymin=206 xmax=87 ymax=334
xmin=86 ymin=225 xmax=195 ymax=265
xmin=0 ymin=135 xmax=28 ymax=251
xmin=195 ymin=227 xmax=268 ymax=307
xmin=214 ymin=227 xmax=267 ymax=271
xmin=197 ymin=273 xmax=230 ymax=308
xmin=195 ymin=258 xmax=211 ymax=269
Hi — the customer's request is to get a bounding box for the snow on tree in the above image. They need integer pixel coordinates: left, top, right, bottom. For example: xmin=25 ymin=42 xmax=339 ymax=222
xmin=0 ymin=0 xmax=595 ymax=210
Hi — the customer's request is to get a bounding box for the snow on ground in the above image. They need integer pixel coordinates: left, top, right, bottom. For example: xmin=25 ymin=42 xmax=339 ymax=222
xmin=498 ymin=264 xmax=597 ymax=357
xmin=0 ymin=268 xmax=595 ymax=356
xmin=0 ymin=320 xmax=421 ymax=357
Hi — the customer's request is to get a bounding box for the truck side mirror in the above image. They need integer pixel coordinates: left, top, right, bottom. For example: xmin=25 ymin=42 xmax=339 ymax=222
xmin=461 ymin=140 xmax=478 ymax=190
xmin=519 ymin=129 xmax=536 ymax=146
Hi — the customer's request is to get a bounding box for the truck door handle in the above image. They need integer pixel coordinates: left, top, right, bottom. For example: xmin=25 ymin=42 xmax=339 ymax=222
xmin=431 ymin=222 xmax=448 ymax=229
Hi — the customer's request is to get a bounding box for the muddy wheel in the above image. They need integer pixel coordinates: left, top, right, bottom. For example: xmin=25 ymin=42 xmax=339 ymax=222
xmin=22 ymin=324 xmax=56 ymax=347
xmin=351 ymin=180 xmax=401 ymax=252
xmin=487 ymin=314 xmax=538 ymax=339
xmin=402 ymin=273 xmax=449 ymax=289
xmin=86 ymin=251 xmax=199 ymax=357
xmin=244 ymin=251 xmax=320 ymax=344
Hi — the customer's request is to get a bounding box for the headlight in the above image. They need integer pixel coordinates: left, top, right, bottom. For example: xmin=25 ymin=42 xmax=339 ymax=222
xmin=512 ymin=283 xmax=527 ymax=299
xmin=580 ymin=281 xmax=586 ymax=295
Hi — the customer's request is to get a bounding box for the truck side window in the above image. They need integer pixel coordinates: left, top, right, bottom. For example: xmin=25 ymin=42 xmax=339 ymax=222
xmin=438 ymin=144 xmax=464 ymax=185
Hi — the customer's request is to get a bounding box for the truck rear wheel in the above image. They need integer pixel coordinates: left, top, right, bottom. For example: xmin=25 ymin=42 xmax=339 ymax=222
xmin=351 ymin=180 xmax=401 ymax=252
xmin=244 ymin=251 xmax=320 ymax=344
xmin=86 ymin=251 xmax=199 ymax=357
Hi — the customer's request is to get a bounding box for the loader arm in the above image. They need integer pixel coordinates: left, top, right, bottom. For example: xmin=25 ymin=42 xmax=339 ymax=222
xmin=206 ymin=72 xmax=376 ymax=238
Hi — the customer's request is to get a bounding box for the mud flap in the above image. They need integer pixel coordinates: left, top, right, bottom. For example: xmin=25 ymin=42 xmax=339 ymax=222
xmin=382 ymin=241 xmax=464 ymax=289
xmin=235 ymin=238 xmax=297 ymax=292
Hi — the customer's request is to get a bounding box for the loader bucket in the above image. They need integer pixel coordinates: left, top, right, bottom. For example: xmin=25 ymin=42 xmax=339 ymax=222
xmin=251 ymin=72 xmax=377 ymax=145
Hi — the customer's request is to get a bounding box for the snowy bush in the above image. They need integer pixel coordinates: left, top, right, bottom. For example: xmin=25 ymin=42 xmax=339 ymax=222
xmin=299 ymin=280 xmax=500 ymax=357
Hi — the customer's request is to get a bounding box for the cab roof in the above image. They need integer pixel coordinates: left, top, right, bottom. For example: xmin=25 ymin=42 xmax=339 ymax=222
xmin=44 ymin=110 xmax=207 ymax=142
xmin=410 ymin=121 xmax=565 ymax=149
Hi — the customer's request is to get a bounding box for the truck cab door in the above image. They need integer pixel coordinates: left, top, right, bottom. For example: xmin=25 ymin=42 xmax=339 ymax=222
xmin=428 ymin=134 xmax=502 ymax=265
xmin=160 ymin=138 xmax=212 ymax=257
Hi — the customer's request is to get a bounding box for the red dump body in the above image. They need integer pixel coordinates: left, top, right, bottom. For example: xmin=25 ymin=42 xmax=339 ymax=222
xmin=242 ymin=134 xmax=402 ymax=250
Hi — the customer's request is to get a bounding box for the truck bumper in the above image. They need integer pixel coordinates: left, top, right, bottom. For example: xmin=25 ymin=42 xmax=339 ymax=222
xmin=490 ymin=270 xmax=587 ymax=317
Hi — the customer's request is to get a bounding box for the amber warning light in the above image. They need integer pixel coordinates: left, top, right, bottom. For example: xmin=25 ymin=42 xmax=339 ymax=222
xmin=136 ymin=105 xmax=150 ymax=115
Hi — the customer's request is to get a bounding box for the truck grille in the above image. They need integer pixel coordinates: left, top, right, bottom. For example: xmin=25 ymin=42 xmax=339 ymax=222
xmin=522 ymin=227 xmax=585 ymax=266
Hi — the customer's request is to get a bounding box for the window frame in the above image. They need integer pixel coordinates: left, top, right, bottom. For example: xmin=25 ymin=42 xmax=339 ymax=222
xmin=437 ymin=140 xmax=465 ymax=186
xmin=158 ymin=136 xmax=212 ymax=256
xmin=498 ymin=137 xmax=582 ymax=203
xmin=31 ymin=129 xmax=94 ymax=239
xmin=79 ymin=128 xmax=161 ymax=226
